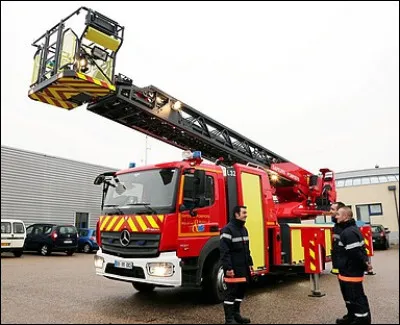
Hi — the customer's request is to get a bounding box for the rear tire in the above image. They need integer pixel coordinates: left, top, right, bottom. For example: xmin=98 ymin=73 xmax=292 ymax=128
xmin=202 ymin=259 xmax=225 ymax=304
xmin=13 ymin=250 xmax=23 ymax=257
xmin=39 ymin=244 xmax=51 ymax=256
xmin=83 ymin=243 xmax=92 ymax=254
xmin=132 ymin=282 xmax=155 ymax=293
xmin=384 ymin=240 xmax=389 ymax=250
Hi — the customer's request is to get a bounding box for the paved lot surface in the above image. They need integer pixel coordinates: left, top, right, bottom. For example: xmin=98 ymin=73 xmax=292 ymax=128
xmin=1 ymin=247 xmax=399 ymax=324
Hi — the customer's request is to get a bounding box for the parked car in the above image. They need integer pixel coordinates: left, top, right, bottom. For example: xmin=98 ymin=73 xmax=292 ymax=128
xmin=371 ymin=224 xmax=390 ymax=250
xmin=1 ymin=219 xmax=26 ymax=257
xmin=24 ymin=224 xmax=78 ymax=256
xmin=77 ymin=228 xmax=98 ymax=253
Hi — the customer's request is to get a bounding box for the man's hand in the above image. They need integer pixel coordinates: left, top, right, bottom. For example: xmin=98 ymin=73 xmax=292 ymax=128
xmin=226 ymin=269 xmax=235 ymax=277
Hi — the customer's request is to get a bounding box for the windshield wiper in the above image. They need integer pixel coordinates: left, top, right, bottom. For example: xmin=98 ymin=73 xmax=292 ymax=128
xmin=124 ymin=203 xmax=158 ymax=214
xmin=103 ymin=204 xmax=124 ymax=215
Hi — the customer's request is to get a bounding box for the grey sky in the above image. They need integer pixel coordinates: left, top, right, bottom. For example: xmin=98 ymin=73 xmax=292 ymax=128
xmin=1 ymin=1 xmax=399 ymax=173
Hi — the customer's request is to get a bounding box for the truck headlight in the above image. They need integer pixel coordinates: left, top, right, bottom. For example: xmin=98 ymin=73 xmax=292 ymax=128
xmin=146 ymin=262 xmax=174 ymax=277
xmin=94 ymin=255 xmax=104 ymax=269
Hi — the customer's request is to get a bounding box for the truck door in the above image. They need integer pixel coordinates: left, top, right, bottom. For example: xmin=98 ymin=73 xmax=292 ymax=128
xmin=178 ymin=170 xmax=222 ymax=238
xmin=233 ymin=164 xmax=274 ymax=273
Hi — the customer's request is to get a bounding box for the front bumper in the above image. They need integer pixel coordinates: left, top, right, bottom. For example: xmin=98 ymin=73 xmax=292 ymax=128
xmin=94 ymin=249 xmax=182 ymax=287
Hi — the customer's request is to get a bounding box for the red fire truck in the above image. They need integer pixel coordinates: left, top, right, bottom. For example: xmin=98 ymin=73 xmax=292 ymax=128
xmin=27 ymin=7 xmax=373 ymax=303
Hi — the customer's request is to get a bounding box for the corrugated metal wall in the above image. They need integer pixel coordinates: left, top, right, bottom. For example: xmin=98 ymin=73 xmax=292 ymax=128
xmin=1 ymin=146 xmax=117 ymax=228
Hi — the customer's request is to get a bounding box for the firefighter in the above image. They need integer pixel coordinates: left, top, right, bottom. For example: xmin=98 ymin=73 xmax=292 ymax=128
xmin=331 ymin=201 xmax=346 ymax=275
xmin=335 ymin=206 xmax=372 ymax=324
xmin=220 ymin=206 xmax=254 ymax=324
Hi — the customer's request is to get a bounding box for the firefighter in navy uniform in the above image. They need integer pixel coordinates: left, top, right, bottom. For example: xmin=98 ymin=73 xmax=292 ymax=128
xmin=335 ymin=207 xmax=372 ymax=324
xmin=220 ymin=206 xmax=253 ymax=324
xmin=330 ymin=201 xmax=346 ymax=275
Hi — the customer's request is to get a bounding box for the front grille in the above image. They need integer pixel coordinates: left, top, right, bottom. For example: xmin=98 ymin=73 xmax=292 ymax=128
xmin=101 ymin=232 xmax=160 ymax=258
xmin=105 ymin=263 xmax=145 ymax=278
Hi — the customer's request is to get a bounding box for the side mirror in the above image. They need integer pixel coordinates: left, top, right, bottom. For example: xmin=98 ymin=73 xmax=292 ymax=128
xmin=193 ymin=169 xmax=206 ymax=199
xmin=385 ymin=228 xmax=390 ymax=234
xmin=94 ymin=174 xmax=105 ymax=185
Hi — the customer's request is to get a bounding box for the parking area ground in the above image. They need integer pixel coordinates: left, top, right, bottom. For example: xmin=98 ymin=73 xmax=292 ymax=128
xmin=1 ymin=247 xmax=399 ymax=324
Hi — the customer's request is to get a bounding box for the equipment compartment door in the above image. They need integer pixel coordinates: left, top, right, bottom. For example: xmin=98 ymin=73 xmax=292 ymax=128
xmin=240 ymin=172 xmax=265 ymax=270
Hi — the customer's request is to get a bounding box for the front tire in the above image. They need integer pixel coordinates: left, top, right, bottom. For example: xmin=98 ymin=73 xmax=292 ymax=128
xmin=83 ymin=243 xmax=92 ymax=253
xmin=132 ymin=282 xmax=155 ymax=293
xmin=202 ymin=259 xmax=226 ymax=304
xmin=13 ymin=250 xmax=23 ymax=257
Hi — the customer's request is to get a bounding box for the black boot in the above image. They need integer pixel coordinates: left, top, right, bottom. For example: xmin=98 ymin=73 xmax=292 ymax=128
xmin=336 ymin=314 xmax=352 ymax=324
xmin=349 ymin=313 xmax=371 ymax=324
xmin=224 ymin=303 xmax=240 ymax=324
xmin=233 ymin=301 xmax=250 ymax=324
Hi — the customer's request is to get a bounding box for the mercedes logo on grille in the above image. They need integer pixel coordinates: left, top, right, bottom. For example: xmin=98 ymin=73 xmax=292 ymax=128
xmin=120 ymin=230 xmax=131 ymax=247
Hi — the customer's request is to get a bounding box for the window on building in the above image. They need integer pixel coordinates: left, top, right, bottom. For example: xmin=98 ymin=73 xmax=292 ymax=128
xmin=344 ymin=179 xmax=353 ymax=187
xmin=387 ymin=175 xmax=397 ymax=182
xmin=75 ymin=212 xmax=89 ymax=229
xmin=378 ymin=175 xmax=388 ymax=183
xmin=395 ymin=175 xmax=399 ymax=181
xmin=361 ymin=177 xmax=371 ymax=185
xmin=352 ymin=178 xmax=361 ymax=186
xmin=356 ymin=203 xmax=383 ymax=223
xmin=370 ymin=176 xmax=379 ymax=184
xmin=336 ymin=180 xmax=345 ymax=187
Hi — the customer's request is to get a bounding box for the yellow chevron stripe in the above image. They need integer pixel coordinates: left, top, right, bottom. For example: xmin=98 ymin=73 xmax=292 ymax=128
xmin=136 ymin=216 xmax=148 ymax=231
xmin=310 ymin=240 xmax=315 ymax=246
xmin=366 ymin=248 xmax=370 ymax=255
xmin=309 ymin=248 xmax=315 ymax=259
xmin=100 ymin=216 xmax=111 ymax=231
xmin=106 ymin=216 xmax=118 ymax=231
xmin=127 ymin=218 xmax=137 ymax=232
xmin=147 ymin=216 xmax=159 ymax=229
xmin=158 ymin=215 xmax=164 ymax=223
xmin=114 ymin=218 xmax=125 ymax=231
xmin=310 ymin=262 xmax=316 ymax=271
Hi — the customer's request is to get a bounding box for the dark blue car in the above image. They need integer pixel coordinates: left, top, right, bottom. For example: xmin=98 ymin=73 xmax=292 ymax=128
xmin=77 ymin=228 xmax=99 ymax=253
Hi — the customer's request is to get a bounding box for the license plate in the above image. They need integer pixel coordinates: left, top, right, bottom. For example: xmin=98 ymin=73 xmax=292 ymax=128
xmin=1 ymin=242 xmax=10 ymax=247
xmin=64 ymin=240 xmax=72 ymax=244
xmin=114 ymin=260 xmax=133 ymax=269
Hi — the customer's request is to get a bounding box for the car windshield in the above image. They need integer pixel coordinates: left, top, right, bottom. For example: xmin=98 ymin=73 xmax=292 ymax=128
xmin=103 ymin=168 xmax=178 ymax=212
xmin=371 ymin=226 xmax=382 ymax=232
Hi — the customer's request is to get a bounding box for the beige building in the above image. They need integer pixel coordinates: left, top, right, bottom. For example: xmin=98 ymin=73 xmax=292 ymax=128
xmin=334 ymin=167 xmax=399 ymax=245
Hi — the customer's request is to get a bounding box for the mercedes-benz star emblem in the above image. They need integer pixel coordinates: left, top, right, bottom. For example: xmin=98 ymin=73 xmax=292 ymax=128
xmin=120 ymin=230 xmax=130 ymax=247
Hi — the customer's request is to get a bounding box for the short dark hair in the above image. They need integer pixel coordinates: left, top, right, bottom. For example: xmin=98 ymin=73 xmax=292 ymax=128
xmin=334 ymin=201 xmax=346 ymax=209
xmin=339 ymin=206 xmax=353 ymax=219
xmin=233 ymin=205 xmax=247 ymax=218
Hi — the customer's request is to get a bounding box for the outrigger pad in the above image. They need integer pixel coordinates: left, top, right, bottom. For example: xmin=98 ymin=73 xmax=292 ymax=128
xmin=28 ymin=70 xmax=115 ymax=110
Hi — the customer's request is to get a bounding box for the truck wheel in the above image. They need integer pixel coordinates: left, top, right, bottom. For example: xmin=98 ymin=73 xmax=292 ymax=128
xmin=13 ymin=250 xmax=23 ymax=257
xmin=132 ymin=282 xmax=155 ymax=293
xmin=202 ymin=259 xmax=225 ymax=304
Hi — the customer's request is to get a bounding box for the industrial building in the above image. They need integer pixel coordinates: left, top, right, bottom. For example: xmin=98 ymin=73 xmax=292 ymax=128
xmin=335 ymin=166 xmax=399 ymax=245
xmin=1 ymin=145 xmax=116 ymax=228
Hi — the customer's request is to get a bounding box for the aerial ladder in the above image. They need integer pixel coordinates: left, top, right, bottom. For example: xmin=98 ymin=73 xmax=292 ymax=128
xmin=27 ymin=7 xmax=373 ymax=302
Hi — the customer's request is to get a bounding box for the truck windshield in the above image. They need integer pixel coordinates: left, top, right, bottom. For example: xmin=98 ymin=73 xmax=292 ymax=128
xmin=104 ymin=168 xmax=179 ymax=212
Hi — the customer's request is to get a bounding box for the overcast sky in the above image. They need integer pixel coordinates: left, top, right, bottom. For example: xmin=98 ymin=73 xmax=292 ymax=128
xmin=1 ymin=1 xmax=399 ymax=173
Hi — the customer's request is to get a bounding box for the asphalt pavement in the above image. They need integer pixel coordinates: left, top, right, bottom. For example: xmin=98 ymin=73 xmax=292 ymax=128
xmin=1 ymin=247 xmax=399 ymax=324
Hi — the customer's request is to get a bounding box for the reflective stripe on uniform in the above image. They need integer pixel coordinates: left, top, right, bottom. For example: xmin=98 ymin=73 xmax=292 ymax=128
xmin=354 ymin=312 xmax=369 ymax=317
xmin=338 ymin=274 xmax=364 ymax=282
xmin=232 ymin=236 xmax=249 ymax=243
xmin=224 ymin=301 xmax=234 ymax=305
xmin=345 ymin=241 xmax=364 ymax=250
xmin=235 ymin=299 xmax=243 ymax=302
xmin=338 ymin=241 xmax=344 ymax=246
xmin=220 ymin=233 xmax=232 ymax=240
xmin=333 ymin=234 xmax=341 ymax=239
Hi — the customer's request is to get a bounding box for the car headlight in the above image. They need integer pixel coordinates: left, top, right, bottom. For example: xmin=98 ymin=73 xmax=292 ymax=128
xmin=94 ymin=255 xmax=104 ymax=269
xmin=146 ymin=262 xmax=174 ymax=277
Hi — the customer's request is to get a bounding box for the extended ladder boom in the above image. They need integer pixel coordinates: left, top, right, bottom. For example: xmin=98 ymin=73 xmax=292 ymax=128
xmin=88 ymin=74 xmax=291 ymax=169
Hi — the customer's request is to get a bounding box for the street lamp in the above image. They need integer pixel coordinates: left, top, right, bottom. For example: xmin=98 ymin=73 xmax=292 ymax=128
xmin=388 ymin=185 xmax=399 ymax=230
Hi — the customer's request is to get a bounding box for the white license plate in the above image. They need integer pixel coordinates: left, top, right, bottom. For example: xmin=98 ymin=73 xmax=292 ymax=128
xmin=64 ymin=240 xmax=72 ymax=244
xmin=114 ymin=260 xmax=133 ymax=269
